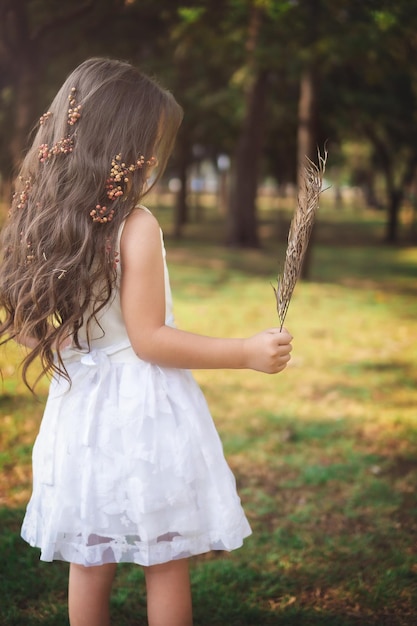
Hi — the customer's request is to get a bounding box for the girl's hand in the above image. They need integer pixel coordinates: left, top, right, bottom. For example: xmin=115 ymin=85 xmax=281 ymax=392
xmin=243 ymin=328 xmax=292 ymax=374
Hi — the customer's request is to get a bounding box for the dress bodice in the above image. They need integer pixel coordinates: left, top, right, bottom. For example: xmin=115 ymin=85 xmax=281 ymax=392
xmin=63 ymin=210 xmax=174 ymax=357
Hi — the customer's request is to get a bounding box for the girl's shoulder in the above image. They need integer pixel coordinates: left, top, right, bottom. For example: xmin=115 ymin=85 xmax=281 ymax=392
xmin=123 ymin=205 xmax=160 ymax=232
xmin=119 ymin=205 xmax=162 ymax=261
xmin=120 ymin=205 xmax=158 ymax=237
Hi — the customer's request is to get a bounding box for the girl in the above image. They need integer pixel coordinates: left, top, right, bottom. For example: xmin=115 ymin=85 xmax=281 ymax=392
xmin=0 ymin=58 xmax=292 ymax=626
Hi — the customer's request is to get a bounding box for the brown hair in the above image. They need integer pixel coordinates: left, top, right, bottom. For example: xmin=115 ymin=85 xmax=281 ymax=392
xmin=0 ymin=58 xmax=183 ymax=390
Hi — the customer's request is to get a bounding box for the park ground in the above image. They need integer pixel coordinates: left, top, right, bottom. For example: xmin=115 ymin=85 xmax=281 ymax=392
xmin=1 ymin=195 xmax=416 ymax=625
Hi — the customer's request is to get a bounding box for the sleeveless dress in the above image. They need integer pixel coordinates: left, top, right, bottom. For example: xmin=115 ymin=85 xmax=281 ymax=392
xmin=21 ymin=209 xmax=251 ymax=567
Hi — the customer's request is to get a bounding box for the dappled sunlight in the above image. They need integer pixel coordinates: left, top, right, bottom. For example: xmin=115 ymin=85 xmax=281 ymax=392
xmin=1 ymin=213 xmax=416 ymax=623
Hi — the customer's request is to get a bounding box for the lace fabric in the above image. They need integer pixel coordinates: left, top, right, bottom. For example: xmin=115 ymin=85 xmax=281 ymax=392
xmin=21 ymin=355 xmax=251 ymax=566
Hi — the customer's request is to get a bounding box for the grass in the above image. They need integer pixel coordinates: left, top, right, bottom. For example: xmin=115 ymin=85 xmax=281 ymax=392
xmin=1 ymin=197 xmax=417 ymax=624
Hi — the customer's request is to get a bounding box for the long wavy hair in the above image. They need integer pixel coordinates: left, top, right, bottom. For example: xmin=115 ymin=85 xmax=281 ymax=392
xmin=0 ymin=58 xmax=183 ymax=390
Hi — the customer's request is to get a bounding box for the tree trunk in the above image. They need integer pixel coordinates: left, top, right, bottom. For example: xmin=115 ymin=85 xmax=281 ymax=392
xmin=297 ymin=66 xmax=318 ymax=185
xmin=297 ymin=64 xmax=319 ymax=279
xmin=10 ymin=60 xmax=40 ymax=170
xmin=227 ymin=4 xmax=266 ymax=248
xmin=383 ymin=154 xmax=417 ymax=243
xmin=296 ymin=0 xmax=321 ymax=280
xmin=385 ymin=189 xmax=402 ymax=243
xmin=2 ymin=1 xmax=40 ymax=174
xmin=2 ymin=0 xmax=96 ymax=176
xmin=365 ymin=125 xmax=417 ymax=244
xmin=173 ymin=133 xmax=189 ymax=239
xmin=228 ymin=69 xmax=268 ymax=247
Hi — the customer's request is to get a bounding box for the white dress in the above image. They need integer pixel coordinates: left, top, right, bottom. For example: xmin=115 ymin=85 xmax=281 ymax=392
xmin=21 ymin=210 xmax=251 ymax=567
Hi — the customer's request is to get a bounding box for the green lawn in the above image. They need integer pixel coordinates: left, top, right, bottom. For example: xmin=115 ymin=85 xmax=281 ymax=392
xmin=1 ymin=201 xmax=416 ymax=625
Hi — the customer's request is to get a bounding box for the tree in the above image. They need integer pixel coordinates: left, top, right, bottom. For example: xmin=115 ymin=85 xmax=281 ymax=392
xmin=227 ymin=4 xmax=266 ymax=247
xmin=359 ymin=7 xmax=417 ymax=243
xmin=227 ymin=0 xmax=294 ymax=247
xmin=155 ymin=0 xmax=298 ymax=246
xmin=0 ymin=0 xmax=102 ymax=179
xmin=0 ymin=0 xmax=182 ymax=186
xmin=295 ymin=0 xmax=321 ymax=278
xmin=2 ymin=0 xmax=416 ymax=247
xmin=322 ymin=0 xmax=417 ymax=242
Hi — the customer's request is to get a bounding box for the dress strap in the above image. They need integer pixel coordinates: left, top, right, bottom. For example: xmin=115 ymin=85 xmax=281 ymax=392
xmin=135 ymin=204 xmax=152 ymax=214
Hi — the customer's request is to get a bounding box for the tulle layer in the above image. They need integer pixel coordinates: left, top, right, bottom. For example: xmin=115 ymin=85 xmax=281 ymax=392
xmin=21 ymin=347 xmax=251 ymax=566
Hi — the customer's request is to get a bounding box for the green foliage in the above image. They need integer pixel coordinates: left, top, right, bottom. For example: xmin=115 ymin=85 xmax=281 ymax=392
xmin=177 ymin=7 xmax=206 ymax=23
xmin=1 ymin=0 xmax=416 ymax=242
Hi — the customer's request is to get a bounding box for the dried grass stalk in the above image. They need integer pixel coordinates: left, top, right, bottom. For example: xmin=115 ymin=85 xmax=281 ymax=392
xmin=273 ymin=148 xmax=327 ymax=330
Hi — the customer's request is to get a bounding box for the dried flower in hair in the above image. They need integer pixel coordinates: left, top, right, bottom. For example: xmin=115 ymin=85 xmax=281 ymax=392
xmin=68 ymin=87 xmax=81 ymax=126
xmin=90 ymin=153 xmax=155 ymax=223
xmin=105 ymin=238 xmax=120 ymax=269
xmin=14 ymin=177 xmax=32 ymax=210
xmin=38 ymin=88 xmax=80 ymax=164
xmin=106 ymin=154 xmax=144 ymax=198
xmin=90 ymin=204 xmax=115 ymax=224
xmin=39 ymin=111 xmax=52 ymax=125
xmin=38 ymin=136 xmax=74 ymax=162
xmin=105 ymin=154 xmax=157 ymax=199
xmin=90 ymin=153 xmax=156 ymax=223
xmin=39 ymin=144 xmax=50 ymax=162
xmin=19 ymin=231 xmax=35 ymax=265
xmin=50 ymin=137 xmax=74 ymax=156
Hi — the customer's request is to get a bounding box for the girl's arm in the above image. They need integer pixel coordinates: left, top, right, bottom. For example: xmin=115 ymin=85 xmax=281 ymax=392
xmin=120 ymin=209 xmax=292 ymax=374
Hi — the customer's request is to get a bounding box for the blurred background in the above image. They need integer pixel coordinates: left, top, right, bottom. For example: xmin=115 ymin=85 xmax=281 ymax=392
xmin=0 ymin=0 xmax=416 ymax=249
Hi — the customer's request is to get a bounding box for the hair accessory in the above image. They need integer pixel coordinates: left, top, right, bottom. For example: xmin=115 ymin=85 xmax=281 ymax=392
xmin=19 ymin=230 xmax=35 ymax=264
xmin=15 ymin=177 xmax=32 ymax=210
xmin=38 ymin=88 xmax=80 ymax=163
xmin=106 ymin=153 xmax=146 ymax=200
xmin=39 ymin=111 xmax=52 ymax=125
xmin=91 ymin=154 xmax=156 ymax=223
xmin=67 ymin=88 xmax=81 ymax=126
xmin=38 ymin=137 xmax=74 ymax=162
xmin=105 ymin=237 xmax=120 ymax=269
xmin=90 ymin=204 xmax=115 ymax=224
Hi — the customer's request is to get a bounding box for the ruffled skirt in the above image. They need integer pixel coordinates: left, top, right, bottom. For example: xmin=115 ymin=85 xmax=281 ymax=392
xmin=21 ymin=344 xmax=251 ymax=566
